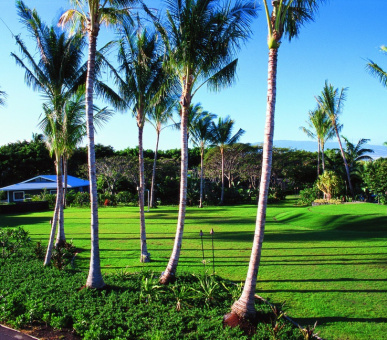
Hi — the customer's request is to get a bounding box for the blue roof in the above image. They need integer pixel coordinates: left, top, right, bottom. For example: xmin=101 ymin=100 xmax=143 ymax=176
xmin=0 ymin=175 xmax=89 ymax=191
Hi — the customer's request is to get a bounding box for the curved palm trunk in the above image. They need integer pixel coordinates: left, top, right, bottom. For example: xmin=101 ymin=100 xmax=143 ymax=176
xmin=150 ymin=129 xmax=160 ymax=208
xmin=220 ymin=148 xmax=225 ymax=205
xmin=44 ymin=157 xmax=63 ymax=266
xmin=85 ymin=31 xmax=105 ymax=289
xmin=335 ymin=127 xmax=354 ymax=198
xmin=226 ymin=48 xmax=278 ymax=321
xmin=199 ymin=145 xmax=205 ymax=208
xmin=160 ymin=90 xmax=190 ymax=284
xmin=138 ymin=122 xmax=150 ymax=262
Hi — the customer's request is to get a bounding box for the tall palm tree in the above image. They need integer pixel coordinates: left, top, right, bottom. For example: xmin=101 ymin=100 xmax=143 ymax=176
xmin=147 ymin=96 xmax=176 ymax=208
xmin=110 ymin=24 xmax=166 ymax=263
xmin=0 ymin=88 xmax=7 ymax=107
xmin=60 ymin=0 xmax=136 ymax=288
xmin=300 ymin=108 xmax=335 ymax=176
xmin=226 ymin=0 xmax=325 ymax=325
xmin=316 ymin=81 xmax=354 ymax=198
xmin=210 ymin=116 xmax=244 ymax=205
xmin=190 ymin=110 xmax=216 ymax=208
xmin=12 ymin=0 xmax=86 ymax=264
xmin=155 ymin=0 xmax=257 ymax=284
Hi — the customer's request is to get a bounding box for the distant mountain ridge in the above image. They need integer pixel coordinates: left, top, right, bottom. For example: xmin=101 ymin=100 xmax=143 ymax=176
xmin=256 ymin=140 xmax=386 ymax=159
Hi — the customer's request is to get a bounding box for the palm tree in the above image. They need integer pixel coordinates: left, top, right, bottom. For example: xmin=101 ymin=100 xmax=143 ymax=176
xmin=300 ymin=108 xmax=335 ymax=176
xmin=12 ymin=1 xmax=86 ymax=263
xmin=147 ymin=96 xmax=176 ymax=208
xmin=316 ymin=81 xmax=354 ymax=198
xmin=60 ymin=0 xmax=136 ymax=288
xmin=342 ymin=137 xmax=374 ymax=178
xmin=110 ymin=24 xmax=166 ymax=263
xmin=210 ymin=116 xmax=244 ymax=205
xmin=190 ymin=110 xmax=216 ymax=208
xmin=155 ymin=0 xmax=257 ymax=284
xmin=39 ymin=102 xmax=66 ymax=264
xmin=226 ymin=0 xmax=325 ymax=324
xmin=0 ymin=88 xmax=7 ymax=107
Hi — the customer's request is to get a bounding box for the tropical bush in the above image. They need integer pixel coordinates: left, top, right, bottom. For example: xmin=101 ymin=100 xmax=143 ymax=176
xmin=297 ymin=186 xmax=319 ymax=206
xmin=0 ymin=237 xmax=314 ymax=339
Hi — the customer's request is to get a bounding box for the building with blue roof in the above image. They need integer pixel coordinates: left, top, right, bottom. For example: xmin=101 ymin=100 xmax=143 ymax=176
xmin=0 ymin=175 xmax=89 ymax=203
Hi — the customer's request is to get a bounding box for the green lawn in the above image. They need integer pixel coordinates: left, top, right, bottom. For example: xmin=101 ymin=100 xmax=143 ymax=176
xmin=1 ymin=198 xmax=386 ymax=339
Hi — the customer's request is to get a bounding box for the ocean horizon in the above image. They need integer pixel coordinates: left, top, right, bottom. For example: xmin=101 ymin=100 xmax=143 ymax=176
xmin=255 ymin=140 xmax=386 ymax=160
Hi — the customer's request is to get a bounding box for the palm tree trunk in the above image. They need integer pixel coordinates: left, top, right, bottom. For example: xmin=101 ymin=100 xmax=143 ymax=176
xmin=335 ymin=128 xmax=354 ymax=198
xmin=226 ymin=47 xmax=278 ymax=322
xmin=150 ymin=129 xmax=160 ymax=208
xmin=85 ymin=31 xmax=105 ymax=289
xmin=317 ymin=138 xmax=321 ymax=178
xmin=199 ymin=146 xmax=204 ymax=208
xmin=44 ymin=158 xmax=62 ymax=266
xmin=220 ymin=148 xmax=225 ymax=205
xmin=321 ymin=141 xmax=325 ymax=172
xmin=160 ymin=88 xmax=190 ymax=284
xmin=55 ymin=161 xmax=65 ymax=246
xmin=63 ymin=156 xmax=68 ymax=208
xmin=138 ymin=122 xmax=150 ymax=262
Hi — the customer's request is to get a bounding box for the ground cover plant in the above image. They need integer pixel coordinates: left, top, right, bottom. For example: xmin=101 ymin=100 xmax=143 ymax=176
xmin=0 ymin=197 xmax=386 ymax=339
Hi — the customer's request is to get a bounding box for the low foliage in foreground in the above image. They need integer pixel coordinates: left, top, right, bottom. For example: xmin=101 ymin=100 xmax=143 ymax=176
xmin=0 ymin=240 xmax=313 ymax=340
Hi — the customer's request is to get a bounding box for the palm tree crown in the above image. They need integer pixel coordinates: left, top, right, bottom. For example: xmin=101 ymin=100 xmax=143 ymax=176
xmin=367 ymin=45 xmax=387 ymax=88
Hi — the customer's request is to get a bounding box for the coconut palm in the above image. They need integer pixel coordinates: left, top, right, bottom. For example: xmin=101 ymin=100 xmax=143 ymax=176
xmin=210 ymin=116 xmax=244 ymax=205
xmin=147 ymin=96 xmax=176 ymax=208
xmin=342 ymin=137 xmax=374 ymax=177
xmin=12 ymin=0 xmax=86 ymax=264
xmin=190 ymin=110 xmax=216 ymax=208
xmin=109 ymin=24 xmax=166 ymax=263
xmin=173 ymin=103 xmax=208 ymax=144
xmin=300 ymin=108 xmax=335 ymax=176
xmin=155 ymin=0 xmax=257 ymax=284
xmin=41 ymin=88 xmax=113 ymax=209
xmin=226 ymin=0 xmax=325 ymax=324
xmin=316 ymin=81 xmax=354 ymax=198
xmin=60 ymin=0 xmax=136 ymax=288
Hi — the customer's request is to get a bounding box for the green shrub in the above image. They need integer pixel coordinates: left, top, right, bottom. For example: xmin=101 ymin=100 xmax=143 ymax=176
xmin=297 ymin=186 xmax=319 ymax=206
xmin=0 ymin=237 xmax=311 ymax=340
xmin=0 ymin=227 xmax=30 ymax=261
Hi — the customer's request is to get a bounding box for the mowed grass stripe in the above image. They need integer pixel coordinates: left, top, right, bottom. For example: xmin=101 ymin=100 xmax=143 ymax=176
xmin=1 ymin=198 xmax=386 ymax=339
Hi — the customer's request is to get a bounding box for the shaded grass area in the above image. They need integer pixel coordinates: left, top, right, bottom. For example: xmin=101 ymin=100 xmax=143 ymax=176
xmin=1 ymin=198 xmax=387 ymax=339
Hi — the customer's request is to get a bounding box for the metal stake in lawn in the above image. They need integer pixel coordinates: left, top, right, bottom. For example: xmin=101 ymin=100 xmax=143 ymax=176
xmin=210 ymin=228 xmax=215 ymax=274
xmin=199 ymin=230 xmax=205 ymax=269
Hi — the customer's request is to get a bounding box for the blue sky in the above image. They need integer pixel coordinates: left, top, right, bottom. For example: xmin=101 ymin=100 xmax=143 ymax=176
xmin=0 ymin=0 xmax=386 ymax=152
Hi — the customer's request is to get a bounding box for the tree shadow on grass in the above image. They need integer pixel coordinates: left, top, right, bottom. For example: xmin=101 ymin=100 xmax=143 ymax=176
xmin=276 ymin=210 xmax=387 ymax=232
xmin=0 ymin=215 xmax=51 ymax=228
xmin=294 ymin=316 xmax=387 ymax=326
xmin=214 ymin=227 xmax=387 ymax=244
